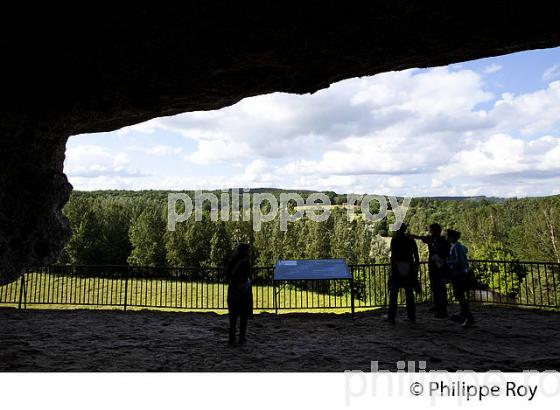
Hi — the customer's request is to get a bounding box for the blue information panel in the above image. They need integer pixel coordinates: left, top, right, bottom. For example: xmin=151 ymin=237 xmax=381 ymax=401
xmin=274 ymin=258 xmax=352 ymax=281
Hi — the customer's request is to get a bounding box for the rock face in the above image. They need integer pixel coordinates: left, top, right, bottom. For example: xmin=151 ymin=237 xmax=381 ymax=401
xmin=1 ymin=1 xmax=560 ymax=283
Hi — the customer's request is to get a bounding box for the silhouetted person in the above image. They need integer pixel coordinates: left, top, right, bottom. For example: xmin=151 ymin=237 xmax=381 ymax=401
xmin=409 ymin=223 xmax=451 ymax=318
xmin=446 ymin=229 xmax=474 ymax=328
xmin=226 ymin=243 xmax=253 ymax=345
xmin=387 ymin=223 xmax=420 ymax=324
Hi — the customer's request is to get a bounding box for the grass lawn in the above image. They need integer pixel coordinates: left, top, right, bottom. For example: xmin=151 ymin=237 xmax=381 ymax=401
xmin=1 ymin=272 xmax=386 ymax=314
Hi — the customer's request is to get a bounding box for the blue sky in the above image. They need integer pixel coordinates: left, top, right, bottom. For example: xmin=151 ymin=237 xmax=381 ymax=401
xmin=66 ymin=46 xmax=560 ymax=197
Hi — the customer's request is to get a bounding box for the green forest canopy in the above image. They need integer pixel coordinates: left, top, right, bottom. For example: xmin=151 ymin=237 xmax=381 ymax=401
xmin=59 ymin=190 xmax=560 ymax=268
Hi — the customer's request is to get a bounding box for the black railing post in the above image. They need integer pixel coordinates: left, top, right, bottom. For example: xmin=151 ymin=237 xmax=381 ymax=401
xmin=350 ymin=277 xmax=355 ymax=316
xmin=123 ymin=267 xmax=129 ymax=311
xmin=273 ymin=280 xmax=278 ymax=315
xmin=18 ymin=273 xmax=25 ymax=310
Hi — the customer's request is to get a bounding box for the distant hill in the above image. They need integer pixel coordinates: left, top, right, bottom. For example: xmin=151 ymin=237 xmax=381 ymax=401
xmin=420 ymin=196 xmax=506 ymax=202
xmin=72 ymin=189 xmax=544 ymax=204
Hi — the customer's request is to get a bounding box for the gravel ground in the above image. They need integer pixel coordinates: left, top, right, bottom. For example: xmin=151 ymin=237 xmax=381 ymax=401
xmin=2 ymin=305 xmax=560 ymax=372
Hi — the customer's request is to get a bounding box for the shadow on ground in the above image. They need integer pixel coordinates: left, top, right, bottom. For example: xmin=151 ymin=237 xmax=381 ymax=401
xmin=2 ymin=305 xmax=560 ymax=372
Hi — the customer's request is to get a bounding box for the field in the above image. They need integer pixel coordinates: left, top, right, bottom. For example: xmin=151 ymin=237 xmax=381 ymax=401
xmin=2 ymin=261 xmax=558 ymax=313
xmin=0 ymin=271 xmax=390 ymax=313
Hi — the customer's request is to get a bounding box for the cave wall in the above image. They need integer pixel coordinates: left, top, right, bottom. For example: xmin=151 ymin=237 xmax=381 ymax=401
xmin=1 ymin=1 xmax=560 ymax=283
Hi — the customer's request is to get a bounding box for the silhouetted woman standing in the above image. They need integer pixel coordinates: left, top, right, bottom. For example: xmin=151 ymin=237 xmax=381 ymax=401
xmin=226 ymin=243 xmax=253 ymax=345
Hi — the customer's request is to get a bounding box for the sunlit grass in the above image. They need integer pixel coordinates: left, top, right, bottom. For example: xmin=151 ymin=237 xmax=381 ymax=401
xmin=0 ymin=272 xmax=386 ymax=314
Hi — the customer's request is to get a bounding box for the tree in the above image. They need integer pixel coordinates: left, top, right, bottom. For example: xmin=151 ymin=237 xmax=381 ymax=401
xmin=209 ymin=221 xmax=232 ymax=267
xmin=331 ymin=210 xmax=358 ymax=264
xmin=508 ymin=198 xmax=560 ymax=263
xmin=370 ymin=235 xmax=390 ymax=263
xmin=306 ymin=217 xmax=332 ymax=259
xmin=165 ymin=212 xmax=213 ymax=267
xmin=128 ymin=205 xmax=167 ymax=267
xmin=62 ymin=196 xmax=132 ymax=265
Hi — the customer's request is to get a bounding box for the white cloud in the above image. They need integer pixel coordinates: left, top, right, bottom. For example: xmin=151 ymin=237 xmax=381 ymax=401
xmin=65 ymin=145 xmax=146 ymax=179
xmin=116 ymin=67 xmax=493 ymax=165
xmin=490 ymin=81 xmax=560 ymax=135
xmin=483 ymin=63 xmax=503 ymax=74
xmin=184 ymin=139 xmax=253 ymax=164
xmin=117 ymin=121 xmax=158 ymax=135
xmin=68 ymin=59 xmax=560 ymax=196
xmin=432 ymin=134 xmax=560 ymax=197
xmin=543 ymin=64 xmax=560 ymax=82
xmin=241 ymin=159 xmax=282 ymax=185
xmin=387 ymin=176 xmax=406 ymax=188
xmin=146 ymin=144 xmax=182 ymax=156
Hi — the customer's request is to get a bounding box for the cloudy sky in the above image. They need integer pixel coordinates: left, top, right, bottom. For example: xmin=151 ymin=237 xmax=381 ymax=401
xmin=66 ymin=47 xmax=560 ymax=197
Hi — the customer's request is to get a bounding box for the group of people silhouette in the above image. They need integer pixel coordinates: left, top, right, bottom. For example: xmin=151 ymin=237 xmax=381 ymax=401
xmin=225 ymin=223 xmax=474 ymax=346
xmin=388 ymin=223 xmax=474 ymax=327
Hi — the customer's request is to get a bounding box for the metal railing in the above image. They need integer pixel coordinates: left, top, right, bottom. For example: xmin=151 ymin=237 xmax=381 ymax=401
xmin=1 ymin=260 xmax=559 ymax=311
